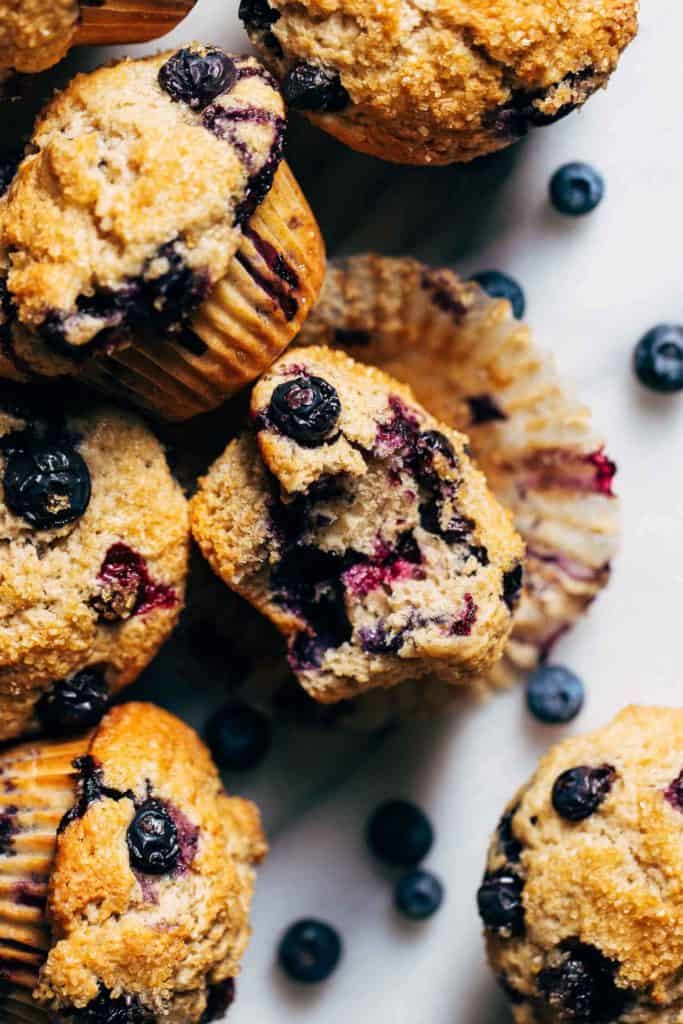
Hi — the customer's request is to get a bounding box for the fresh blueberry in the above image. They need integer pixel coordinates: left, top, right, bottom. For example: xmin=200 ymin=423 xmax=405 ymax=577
xmin=127 ymin=800 xmax=180 ymax=875
xmin=72 ymin=988 xmax=153 ymax=1023
xmin=477 ymin=871 xmax=525 ymax=936
xmin=550 ymin=162 xmax=605 ymax=217
xmin=238 ymin=0 xmax=279 ymax=29
xmin=470 ymin=271 xmax=525 ymax=319
xmin=537 ymin=940 xmax=629 ymax=1022
xmin=552 ymin=765 xmax=616 ymax=822
xmin=282 ymin=62 xmax=350 ymax=112
xmin=159 ymin=48 xmax=237 ymax=110
xmin=205 ymin=702 xmax=272 ymax=771
xmin=279 ymin=919 xmax=342 ymax=983
xmin=3 ymin=435 xmax=91 ymax=529
xmin=633 ymin=324 xmax=683 ymax=394
xmin=394 ymin=869 xmax=444 ymax=920
xmin=268 ymin=375 xmax=341 ymax=446
xmin=366 ymin=800 xmax=434 ymax=866
xmin=36 ymin=667 xmax=109 ymax=737
xmin=527 ymin=665 xmax=584 ymax=725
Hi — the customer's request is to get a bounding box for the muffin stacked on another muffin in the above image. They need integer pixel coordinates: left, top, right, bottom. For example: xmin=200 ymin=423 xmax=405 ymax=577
xmin=0 ymin=45 xmax=325 ymax=419
xmin=0 ymin=702 xmax=267 ymax=1023
xmin=240 ymin=0 xmax=638 ymax=164
xmin=191 ymin=346 xmax=524 ymax=702
xmin=0 ymin=385 xmax=189 ymax=741
xmin=479 ymin=706 xmax=683 ymax=1023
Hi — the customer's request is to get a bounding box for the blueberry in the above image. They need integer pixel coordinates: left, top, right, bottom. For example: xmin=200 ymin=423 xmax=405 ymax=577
xmin=145 ymin=243 xmax=209 ymax=328
xmin=127 ymin=800 xmax=180 ymax=875
xmin=158 ymin=48 xmax=237 ymax=110
xmin=72 ymin=988 xmax=153 ymax=1023
xmin=3 ymin=436 xmax=91 ymax=529
xmin=394 ymin=869 xmax=444 ymax=920
xmin=366 ymin=800 xmax=434 ymax=866
xmin=201 ymin=979 xmax=235 ymax=1022
xmin=238 ymin=0 xmax=279 ymax=29
xmin=36 ymin=667 xmax=109 ymax=737
xmin=268 ymin=375 xmax=341 ymax=446
xmin=470 ymin=271 xmax=525 ymax=319
xmin=477 ymin=871 xmax=525 ymax=936
xmin=282 ymin=62 xmax=350 ymax=113
xmin=0 ymin=151 xmax=21 ymax=197
xmin=538 ymin=940 xmax=629 ymax=1022
xmin=502 ymin=563 xmax=523 ymax=611
xmin=526 ymin=665 xmax=584 ymax=725
xmin=552 ymin=765 xmax=616 ymax=822
xmin=205 ymin=702 xmax=272 ymax=771
xmin=550 ymin=163 xmax=605 ymax=217
xmin=413 ymin=430 xmax=457 ymax=483
xmin=497 ymin=807 xmax=523 ymax=863
xmin=633 ymin=324 xmax=683 ymax=394
xmin=278 ymin=919 xmax=342 ymax=983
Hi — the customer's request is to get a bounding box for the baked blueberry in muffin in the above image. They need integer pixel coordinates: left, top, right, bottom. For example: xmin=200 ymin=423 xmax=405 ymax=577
xmin=479 ymin=706 xmax=683 ymax=1022
xmin=0 ymin=703 xmax=266 ymax=1023
xmin=191 ymin=346 xmax=523 ymax=702
xmin=241 ymin=0 xmax=638 ymax=164
xmin=0 ymin=385 xmax=189 ymax=741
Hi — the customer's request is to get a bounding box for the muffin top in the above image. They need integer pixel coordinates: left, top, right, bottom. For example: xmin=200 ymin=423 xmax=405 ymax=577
xmin=21 ymin=702 xmax=267 ymax=1023
xmin=0 ymin=0 xmax=78 ymax=76
xmin=0 ymin=45 xmax=285 ymax=357
xmin=481 ymin=706 xmax=683 ymax=1021
xmin=242 ymin=0 xmax=638 ymax=163
xmin=0 ymin=386 xmax=189 ymax=741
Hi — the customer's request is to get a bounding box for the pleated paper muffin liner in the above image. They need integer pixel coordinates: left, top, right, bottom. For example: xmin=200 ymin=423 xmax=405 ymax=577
xmin=74 ymin=162 xmax=325 ymax=421
xmin=0 ymin=736 xmax=86 ymax=1023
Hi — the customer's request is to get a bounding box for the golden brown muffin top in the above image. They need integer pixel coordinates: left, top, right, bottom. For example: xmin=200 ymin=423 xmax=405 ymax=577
xmin=0 ymin=0 xmax=78 ymax=76
xmin=0 ymin=46 xmax=285 ymax=347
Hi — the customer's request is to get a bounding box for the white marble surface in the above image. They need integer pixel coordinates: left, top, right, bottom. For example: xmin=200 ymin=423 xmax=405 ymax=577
xmin=15 ymin=1 xmax=683 ymax=1020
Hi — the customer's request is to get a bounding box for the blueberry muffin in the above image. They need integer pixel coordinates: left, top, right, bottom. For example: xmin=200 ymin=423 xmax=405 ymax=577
xmin=0 ymin=45 xmax=325 ymax=420
xmin=191 ymin=346 xmax=524 ymax=703
xmin=0 ymin=385 xmax=189 ymax=741
xmin=240 ymin=0 xmax=638 ymax=165
xmin=0 ymin=702 xmax=267 ymax=1023
xmin=298 ymin=255 xmax=619 ymax=713
xmin=478 ymin=706 xmax=683 ymax=1022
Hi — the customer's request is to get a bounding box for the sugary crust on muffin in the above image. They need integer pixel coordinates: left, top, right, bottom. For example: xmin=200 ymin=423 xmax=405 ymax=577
xmin=246 ymin=0 xmax=638 ymax=163
xmin=0 ymin=46 xmax=285 ymax=350
xmin=297 ymin=255 xmax=619 ymax=702
xmin=0 ymin=399 xmax=189 ymax=740
xmin=32 ymin=703 xmax=266 ymax=1022
xmin=0 ymin=0 xmax=78 ymax=77
xmin=191 ymin=346 xmax=523 ymax=702
xmin=484 ymin=706 xmax=683 ymax=1021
